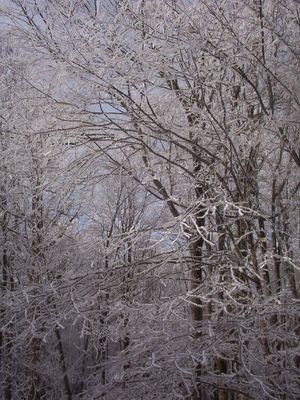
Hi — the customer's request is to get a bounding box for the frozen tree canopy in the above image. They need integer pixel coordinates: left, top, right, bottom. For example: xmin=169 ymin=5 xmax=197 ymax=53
xmin=0 ymin=1 xmax=299 ymax=399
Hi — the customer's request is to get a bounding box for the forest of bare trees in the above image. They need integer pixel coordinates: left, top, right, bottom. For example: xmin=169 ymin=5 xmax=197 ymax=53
xmin=0 ymin=1 xmax=299 ymax=399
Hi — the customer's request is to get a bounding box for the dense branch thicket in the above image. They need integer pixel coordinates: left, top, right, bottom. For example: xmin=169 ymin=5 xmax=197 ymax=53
xmin=0 ymin=1 xmax=299 ymax=399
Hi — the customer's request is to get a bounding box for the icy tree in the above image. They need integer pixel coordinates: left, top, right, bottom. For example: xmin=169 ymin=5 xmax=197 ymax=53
xmin=1 ymin=1 xmax=299 ymax=399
